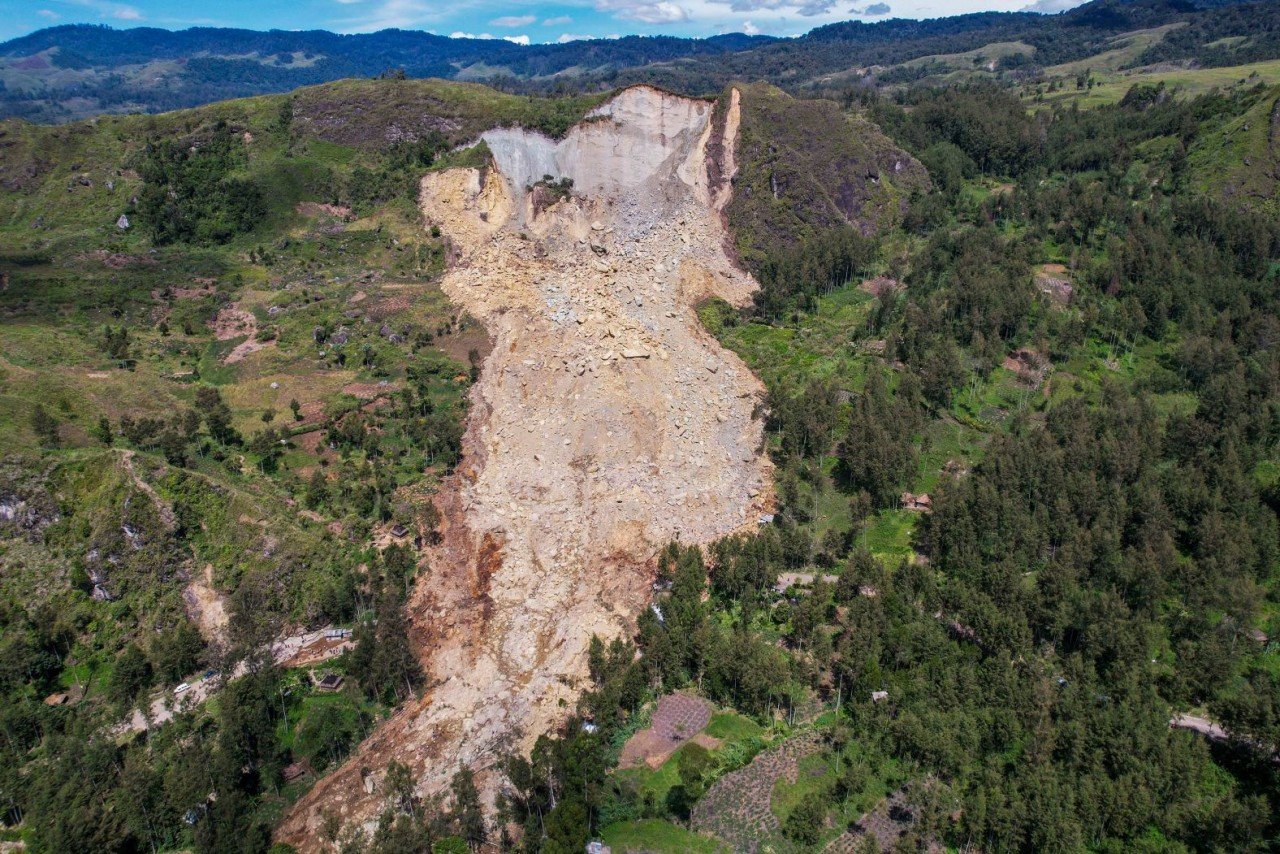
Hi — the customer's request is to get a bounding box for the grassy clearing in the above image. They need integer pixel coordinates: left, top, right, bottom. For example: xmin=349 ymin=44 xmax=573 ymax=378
xmin=1046 ymin=23 xmax=1187 ymax=77
xmin=614 ymin=706 xmax=769 ymax=816
xmin=1031 ymin=58 xmax=1280 ymax=110
xmin=601 ymin=819 xmax=727 ymax=853
xmin=705 ymin=710 xmax=765 ymax=741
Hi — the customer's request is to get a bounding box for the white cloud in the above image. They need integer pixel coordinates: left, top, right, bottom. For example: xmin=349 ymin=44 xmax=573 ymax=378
xmin=542 ymin=15 xmax=573 ymax=26
xmin=38 ymin=9 xmax=61 ymax=19
xmin=450 ymin=30 xmax=530 ymax=44
xmin=593 ymin=0 xmax=689 ymax=24
xmin=741 ymin=19 xmax=760 ymax=33
xmin=342 ymin=0 xmax=433 ymax=31
xmin=557 ymin=33 xmax=592 ymax=42
xmin=491 ymin=14 xmax=536 ymax=27
xmin=1021 ymin=0 xmax=1084 ymax=12
xmin=63 ymin=0 xmax=144 ymax=21
xmin=717 ymin=0 xmax=836 ymax=15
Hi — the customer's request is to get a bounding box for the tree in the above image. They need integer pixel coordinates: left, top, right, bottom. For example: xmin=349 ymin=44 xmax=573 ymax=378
xmin=449 ymin=767 xmax=486 ymax=849
xmin=783 ymin=791 xmax=827 ymax=845
xmin=149 ymin=621 xmax=203 ymax=683
xmin=93 ymin=416 xmax=114 ymax=446
xmin=304 ymin=470 xmax=329 ymax=510
xmin=30 ymin=405 xmax=59 ymax=448
xmin=109 ymin=644 xmax=153 ymax=708
xmin=385 ymin=760 xmax=416 ymax=817
xmin=194 ymin=386 xmax=240 ymax=445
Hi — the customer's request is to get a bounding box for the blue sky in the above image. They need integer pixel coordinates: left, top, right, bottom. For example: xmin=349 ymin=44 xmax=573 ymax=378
xmin=0 ymin=0 xmax=1085 ymax=44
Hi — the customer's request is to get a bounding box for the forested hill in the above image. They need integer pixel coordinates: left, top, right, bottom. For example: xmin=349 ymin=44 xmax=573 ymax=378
xmin=0 ymin=25 xmax=772 ymax=122
xmin=2 ymin=0 xmax=1277 ymax=122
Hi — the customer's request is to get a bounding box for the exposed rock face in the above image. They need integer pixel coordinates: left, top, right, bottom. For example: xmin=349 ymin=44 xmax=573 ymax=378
xmin=278 ymin=85 xmax=772 ymax=849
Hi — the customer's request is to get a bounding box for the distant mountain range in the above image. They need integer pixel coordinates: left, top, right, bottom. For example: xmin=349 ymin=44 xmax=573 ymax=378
xmin=0 ymin=0 xmax=1275 ymax=122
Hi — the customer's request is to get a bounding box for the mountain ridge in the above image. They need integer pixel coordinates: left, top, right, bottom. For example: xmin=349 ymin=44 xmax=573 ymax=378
xmin=2 ymin=0 xmax=1277 ymax=122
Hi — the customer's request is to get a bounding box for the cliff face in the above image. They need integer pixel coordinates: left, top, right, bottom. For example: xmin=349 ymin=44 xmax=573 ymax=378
xmin=278 ymin=85 xmax=774 ymax=849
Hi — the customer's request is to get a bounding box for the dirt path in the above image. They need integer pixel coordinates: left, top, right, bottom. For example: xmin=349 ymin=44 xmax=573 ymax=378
xmin=118 ymin=626 xmax=352 ymax=734
xmin=118 ymin=449 xmax=176 ymax=529
xmin=279 ymin=85 xmax=774 ymax=848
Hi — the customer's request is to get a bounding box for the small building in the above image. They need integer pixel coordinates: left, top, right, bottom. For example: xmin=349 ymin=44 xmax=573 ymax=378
xmin=44 ymin=692 xmax=69 ymax=707
xmin=315 ymin=673 xmax=344 ymax=692
xmin=758 ymin=513 xmax=776 ymax=525
xmin=586 ymin=843 xmax=611 ymax=854
xmin=324 ymin=627 xmax=352 ymax=640
xmin=871 ymin=690 xmax=889 ymax=703
xmin=390 ymin=523 xmax=409 ymax=538
xmin=1246 ymin=628 xmax=1269 ymax=645
xmin=900 ymin=492 xmax=932 ymax=512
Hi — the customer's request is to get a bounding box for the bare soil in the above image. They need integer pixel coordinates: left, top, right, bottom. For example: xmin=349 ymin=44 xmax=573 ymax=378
xmin=279 ymin=86 xmax=775 ymax=850
xmin=212 ymin=303 xmax=273 ymax=364
xmin=619 ymin=693 xmax=714 ymax=770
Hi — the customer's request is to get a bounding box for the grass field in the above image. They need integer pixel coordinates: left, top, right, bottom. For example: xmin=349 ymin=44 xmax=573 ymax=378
xmin=1045 ymin=23 xmax=1187 ymax=77
xmin=601 ymin=819 xmax=727 ymax=853
xmin=1031 ymin=58 xmax=1280 ymax=110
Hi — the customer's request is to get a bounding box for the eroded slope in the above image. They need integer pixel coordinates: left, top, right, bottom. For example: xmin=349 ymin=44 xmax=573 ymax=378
xmin=279 ymin=86 xmax=772 ymax=848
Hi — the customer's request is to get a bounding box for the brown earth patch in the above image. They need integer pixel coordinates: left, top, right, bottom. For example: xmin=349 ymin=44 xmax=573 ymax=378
xmin=82 ymin=250 xmax=157 ymax=269
xmin=858 ymin=276 xmax=900 ymax=298
xmin=212 ymin=304 xmax=274 ymax=364
xmin=296 ymin=201 xmax=353 ymax=220
xmin=183 ymin=563 xmax=229 ymax=645
xmin=619 ymin=693 xmax=714 ymax=770
xmin=341 ymin=382 xmax=393 ymax=400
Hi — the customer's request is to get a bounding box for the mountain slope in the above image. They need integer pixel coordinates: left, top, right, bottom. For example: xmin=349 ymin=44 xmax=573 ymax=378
xmin=2 ymin=0 xmax=1276 ymax=123
xmin=0 ymin=25 xmax=772 ymax=123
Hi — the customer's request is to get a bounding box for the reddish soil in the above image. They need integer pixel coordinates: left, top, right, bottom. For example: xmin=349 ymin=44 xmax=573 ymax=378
xmin=858 ymin=276 xmax=901 ymax=298
xmin=83 ymin=250 xmax=157 ymax=269
xmin=1002 ymin=347 xmax=1049 ymax=387
xmin=619 ymin=694 xmax=714 ymax=770
xmin=296 ymin=201 xmax=353 ymax=220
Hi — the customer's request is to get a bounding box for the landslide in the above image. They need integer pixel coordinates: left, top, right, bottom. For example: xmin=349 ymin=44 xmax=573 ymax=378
xmin=280 ymin=83 xmax=929 ymax=848
xmin=279 ymin=84 xmax=774 ymax=847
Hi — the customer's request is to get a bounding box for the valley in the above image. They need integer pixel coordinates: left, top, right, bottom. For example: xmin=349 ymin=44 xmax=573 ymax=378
xmin=0 ymin=5 xmax=1278 ymax=852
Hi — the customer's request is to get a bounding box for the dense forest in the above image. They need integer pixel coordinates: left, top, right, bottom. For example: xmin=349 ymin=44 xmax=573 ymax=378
xmin=470 ymin=82 xmax=1280 ymax=853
